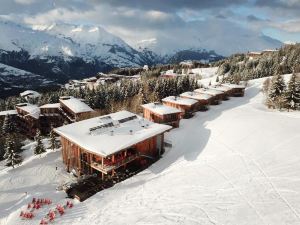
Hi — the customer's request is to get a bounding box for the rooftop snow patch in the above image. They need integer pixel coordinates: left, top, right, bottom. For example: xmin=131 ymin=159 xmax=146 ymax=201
xmin=59 ymin=96 xmax=93 ymax=114
xmin=0 ymin=110 xmax=17 ymax=116
xmin=180 ymin=92 xmax=212 ymax=100
xmin=222 ymin=83 xmax=246 ymax=89
xmin=16 ymin=103 xmax=40 ymax=119
xmin=40 ymin=103 xmax=61 ymax=109
xmin=142 ymin=103 xmax=181 ymax=115
xmin=54 ymin=110 xmax=172 ymax=157
xmin=194 ymin=88 xmax=224 ymax=96
xmin=20 ymin=90 xmax=41 ymax=98
xmin=162 ymin=96 xmax=198 ymax=106
xmin=210 ymin=85 xmax=232 ymax=92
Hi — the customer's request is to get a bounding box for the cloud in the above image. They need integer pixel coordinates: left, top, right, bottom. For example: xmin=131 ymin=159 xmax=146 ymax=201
xmin=14 ymin=0 xmax=37 ymax=5
xmin=271 ymin=20 xmax=300 ymax=33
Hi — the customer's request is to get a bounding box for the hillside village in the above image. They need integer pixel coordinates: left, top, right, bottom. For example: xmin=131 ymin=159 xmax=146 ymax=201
xmin=0 ymin=44 xmax=300 ymax=225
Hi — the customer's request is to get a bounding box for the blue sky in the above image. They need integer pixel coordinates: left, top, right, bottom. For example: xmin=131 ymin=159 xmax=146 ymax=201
xmin=1 ymin=0 xmax=300 ymax=45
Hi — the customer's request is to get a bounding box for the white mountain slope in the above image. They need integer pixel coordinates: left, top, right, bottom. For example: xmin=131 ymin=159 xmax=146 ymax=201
xmin=135 ymin=19 xmax=282 ymax=56
xmin=1 ymin=75 xmax=300 ymax=225
xmin=0 ymin=20 xmax=147 ymax=67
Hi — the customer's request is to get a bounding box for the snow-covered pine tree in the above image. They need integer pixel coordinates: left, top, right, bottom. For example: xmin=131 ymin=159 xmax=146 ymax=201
xmin=4 ymin=136 xmax=22 ymax=168
xmin=268 ymin=75 xmax=286 ymax=109
xmin=285 ymin=73 xmax=300 ymax=110
xmin=138 ymin=86 xmax=148 ymax=105
xmin=2 ymin=114 xmax=16 ymax=135
xmin=49 ymin=128 xmax=58 ymax=151
xmin=216 ymin=76 xmax=219 ymax=83
xmin=34 ymin=129 xmax=46 ymax=155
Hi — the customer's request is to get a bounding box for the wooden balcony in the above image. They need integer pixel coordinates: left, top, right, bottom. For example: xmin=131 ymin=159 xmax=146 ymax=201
xmin=91 ymin=153 xmax=139 ymax=174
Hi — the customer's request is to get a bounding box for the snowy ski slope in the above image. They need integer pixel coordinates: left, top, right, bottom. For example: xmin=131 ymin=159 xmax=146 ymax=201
xmin=1 ymin=76 xmax=300 ymax=225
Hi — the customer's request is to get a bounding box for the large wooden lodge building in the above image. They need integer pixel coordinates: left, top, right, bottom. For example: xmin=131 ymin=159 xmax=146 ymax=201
xmin=54 ymin=111 xmax=172 ymax=179
xmin=0 ymin=96 xmax=95 ymax=137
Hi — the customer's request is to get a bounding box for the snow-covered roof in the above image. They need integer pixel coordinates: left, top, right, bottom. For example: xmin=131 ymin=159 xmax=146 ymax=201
xmin=162 ymin=96 xmax=198 ymax=106
xmin=180 ymin=92 xmax=212 ymax=100
xmin=59 ymin=96 xmax=93 ymax=114
xmin=20 ymin=90 xmax=41 ymax=98
xmin=210 ymin=85 xmax=232 ymax=92
xmin=248 ymin=51 xmax=261 ymax=55
xmin=0 ymin=110 xmax=17 ymax=116
xmin=222 ymin=83 xmax=246 ymax=89
xmin=194 ymin=88 xmax=224 ymax=96
xmin=40 ymin=103 xmax=61 ymax=109
xmin=16 ymin=103 xmax=40 ymax=119
xmin=54 ymin=110 xmax=172 ymax=157
xmin=142 ymin=103 xmax=181 ymax=115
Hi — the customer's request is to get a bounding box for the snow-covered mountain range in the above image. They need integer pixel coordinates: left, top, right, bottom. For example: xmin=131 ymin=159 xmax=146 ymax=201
xmin=0 ymin=18 xmax=283 ymax=97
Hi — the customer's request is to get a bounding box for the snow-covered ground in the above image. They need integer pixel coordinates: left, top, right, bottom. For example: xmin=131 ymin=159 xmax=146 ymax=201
xmin=1 ymin=76 xmax=300 ymax=225
xmin=192 ymin=67 xmax=218 ymax=79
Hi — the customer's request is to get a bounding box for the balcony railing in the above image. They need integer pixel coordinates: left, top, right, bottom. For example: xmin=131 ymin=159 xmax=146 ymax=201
xmin=91 ymin=153 xmax=139 ymax=174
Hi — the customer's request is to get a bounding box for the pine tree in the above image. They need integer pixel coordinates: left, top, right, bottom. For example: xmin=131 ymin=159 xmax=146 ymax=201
xmin=285 ymin=74 xmax=300 ymax=110
xmin=268 ymin=75 xmax=286 ymax=109
xmin=2 ymin=114 xmax=16 ymax=135
xmin=138 ymin=86 xmax=148 ymax=105
xmin=49 ymin=128 xmax=58 ymax=151
xmin=34 ymin=130 xmax=46 ymax=155
xmin=4 ymin=136 xmax=22 ymax=168
xmin=216 ymin=76 xmax=219 ymax=83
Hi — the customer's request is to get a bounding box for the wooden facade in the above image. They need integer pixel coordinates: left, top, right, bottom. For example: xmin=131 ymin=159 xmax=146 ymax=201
xmin=180 ymin=93 xmax=210 ymax=111
xmin=162 ymin=99 xmax=199 ymax=118
xmin=15 ymin=104 xmax=40 ymax=137
xmin=142 ymin=107 xmax=181 ymax=128
xmin=59 ymin=133 xmax=165 ymax=179
xmin=59 ymin=98 xmax=94 ymax=122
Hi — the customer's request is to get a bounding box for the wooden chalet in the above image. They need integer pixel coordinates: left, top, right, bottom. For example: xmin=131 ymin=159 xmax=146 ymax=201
xmin=39 ymin=103 xmax=64 ymax=134
xmin=59 ymin=96 xmax=94 ymax=123
xmin=141 ymin=102 xmax=182 ymax=128
xmin=54 ymin=111 xmax=172 ymax=179
xmin=209 ymin=85 xmax=231 ymax=100
xmin=222 ymin=84 xmax=246 ymax=97
xmin=180 ymin=91 xmax=212 ymax=111
xmin=162 ymin=96 xmax=199 ymax=118
xmin=194 ymin=88 xmax=225 ymax=104
xmin=15 ymin=103 xmax=40 ymax=137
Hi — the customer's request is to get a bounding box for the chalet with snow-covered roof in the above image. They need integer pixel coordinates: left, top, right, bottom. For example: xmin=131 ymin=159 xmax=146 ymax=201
xmin=222 ymin=84 xmax=246 ymax=97
xmin=194 ymin=88 xmax=225 ymax=104
xmin=59 ymin=96 xmax=94 ymax=123
xmin=39 ymin=103 xmax=64 ymax=134
xmin=209 ymin=85 xmax=231 ymax=100
xmin=180 ymin=91 xmax=211 ymax=111
xmin=54 ymin=111 xmax=172 ymax=179
xmin=247 ymin=51 xmax=262 ymax=60
xmin=15 ymin=103 xmax=40 ymax=137
xmin=162 ymin=96 xmax=199 ymax=118
xmin=20 ymin=90 xmax=41 ymax=101
xmin=141 ymin=102 xmax=182 ymax=128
